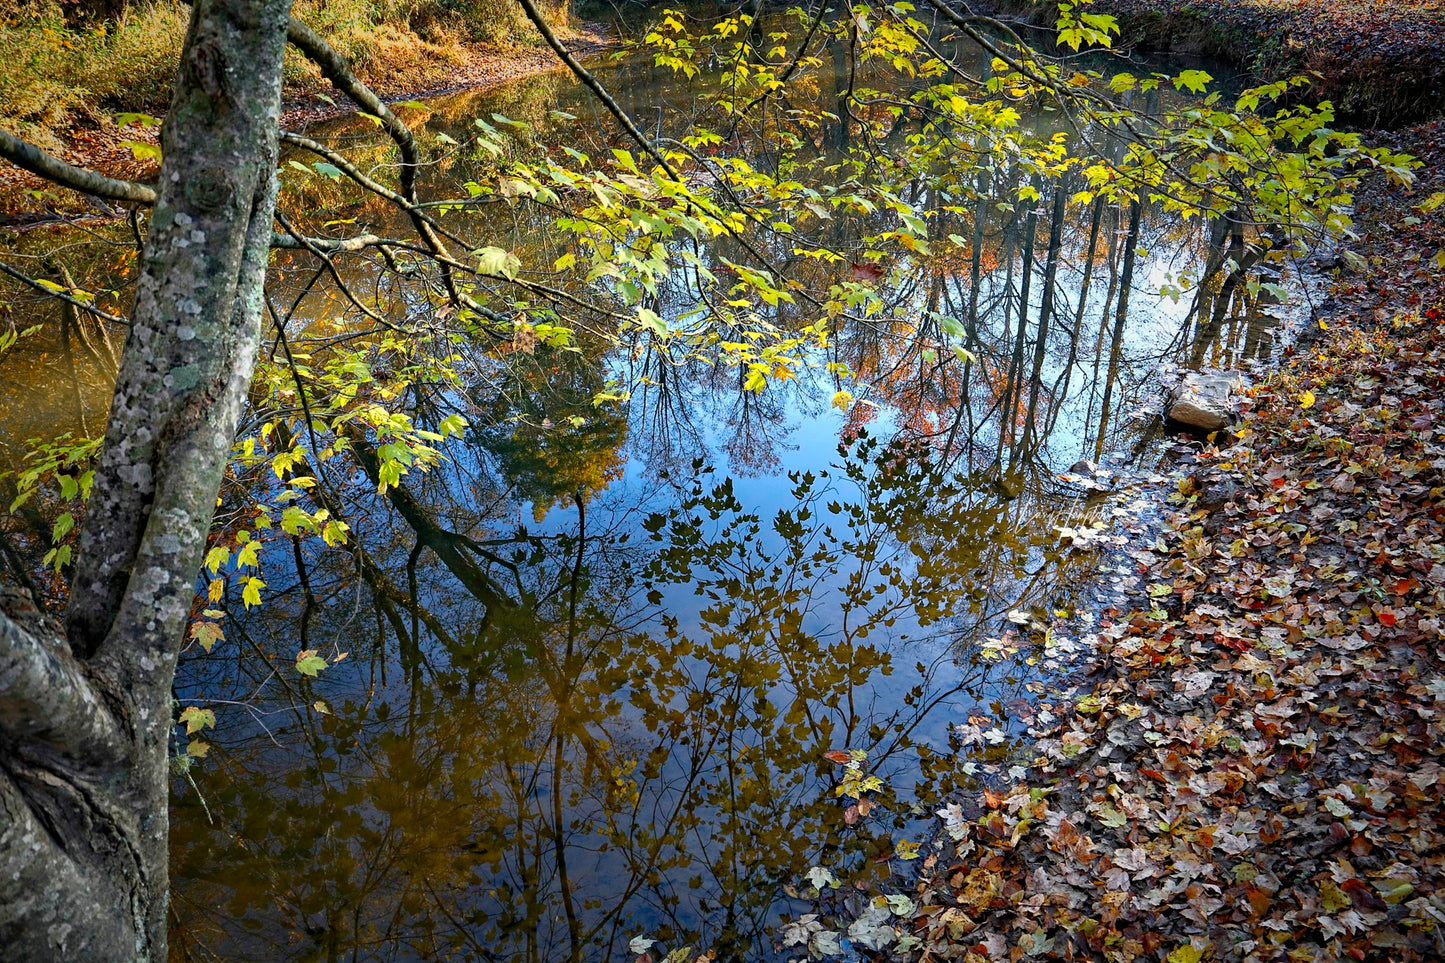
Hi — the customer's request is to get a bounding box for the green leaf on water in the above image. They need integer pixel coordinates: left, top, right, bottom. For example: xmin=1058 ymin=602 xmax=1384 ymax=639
xmin=295 ymin=650 xmax=328 ymax=677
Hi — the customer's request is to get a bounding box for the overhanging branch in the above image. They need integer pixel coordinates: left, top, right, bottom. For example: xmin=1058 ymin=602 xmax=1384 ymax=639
xmin=0 ymin=262 xmax=132 ymax=326
xmin=0 ymin=130 xmax=157 ymax=205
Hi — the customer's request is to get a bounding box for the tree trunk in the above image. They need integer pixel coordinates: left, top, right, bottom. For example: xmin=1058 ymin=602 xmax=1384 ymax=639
xmin=0 ymin=0 xmax=294 ymax=958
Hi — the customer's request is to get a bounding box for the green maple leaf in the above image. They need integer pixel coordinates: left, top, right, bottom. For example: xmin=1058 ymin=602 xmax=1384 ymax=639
xmin=178 ymin=706 xmax=216 ymax=735
xmin=295 ymin=650 xmax=328 ymax=677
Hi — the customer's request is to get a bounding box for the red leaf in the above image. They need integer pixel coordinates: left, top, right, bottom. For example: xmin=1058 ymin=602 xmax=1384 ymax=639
xmin=850 ymin=262 xmax=885 ymax=282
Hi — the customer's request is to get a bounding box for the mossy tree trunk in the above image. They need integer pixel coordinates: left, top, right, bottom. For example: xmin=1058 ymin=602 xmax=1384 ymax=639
xmin=0 ymin=0 xmax=293 ymax=957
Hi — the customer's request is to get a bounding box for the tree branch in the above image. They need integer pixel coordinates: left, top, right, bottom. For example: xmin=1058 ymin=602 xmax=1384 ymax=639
xmin=285 ymin=17 xmax=467 ymax=304
xmin=0 ymin=602 xmax=125 ymax=765
xmin=269 ymin=231 xmax=399 ymax=253
xmin=284 ymin=18 xmax=422 ymax=200
xmin=0 ymin=261 xmax=132 ymax=326
xmin=513 ymin=0 xmax=682 ymax=181
xmin=0 ymin=129 xmax=157 ymax=205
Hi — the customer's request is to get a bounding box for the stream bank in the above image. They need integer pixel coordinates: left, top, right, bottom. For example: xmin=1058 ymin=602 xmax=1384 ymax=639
xmin=2 ymin=6 xmax=1435 ymax=957
xmin=983 ymin=0 xmax=1445 ymax=128
xmin=0 ymin=21 xmax=613 ymax=223
xmin=906 ymin=120 xmax=1445 ymax=961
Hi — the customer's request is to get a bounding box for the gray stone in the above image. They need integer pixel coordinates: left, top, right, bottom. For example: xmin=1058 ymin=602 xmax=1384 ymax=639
xmin=1064 ymin=458 xmax=1115 ymax=491
xmin=1166 ymin=371 xmax=1246 ymax=433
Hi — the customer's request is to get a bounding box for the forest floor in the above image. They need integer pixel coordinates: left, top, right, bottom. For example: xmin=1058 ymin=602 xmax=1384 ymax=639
xmin=0 ymin=21 xmax=613 ymax=223
xmin=909 ymin=121 xmax=1445 ymax=961
xmin=989 ymin=0 xmax=1445 ymax=126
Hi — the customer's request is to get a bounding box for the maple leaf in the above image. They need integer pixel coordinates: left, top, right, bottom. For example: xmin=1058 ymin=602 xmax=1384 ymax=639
xmin=295 ymin=650 xmax=328 ymax=677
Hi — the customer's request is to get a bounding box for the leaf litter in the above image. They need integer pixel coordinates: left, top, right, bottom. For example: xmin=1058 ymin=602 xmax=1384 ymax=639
xmin=893 ymin=120 xmax=1445 ymax=962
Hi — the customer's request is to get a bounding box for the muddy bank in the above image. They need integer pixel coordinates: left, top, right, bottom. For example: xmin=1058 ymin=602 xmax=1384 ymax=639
xmin=982 ymin=0 xmax=1445 ymax=127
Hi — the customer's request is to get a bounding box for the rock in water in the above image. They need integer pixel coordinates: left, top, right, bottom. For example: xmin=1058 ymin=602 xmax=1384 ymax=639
xmin=1063 ymin=458 xmax=1115 ymax=492
xmin=1166 ymin=371 xmax=1245 ymax=433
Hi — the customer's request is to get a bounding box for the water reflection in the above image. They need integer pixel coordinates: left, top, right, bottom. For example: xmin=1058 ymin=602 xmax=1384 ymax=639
xmin=169 ymin=427 xmax=1108 ymax=962
xmin=0 ymin=21 xmax=1294 ymax=963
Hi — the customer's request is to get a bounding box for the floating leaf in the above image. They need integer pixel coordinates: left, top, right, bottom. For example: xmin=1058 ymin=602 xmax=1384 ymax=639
xmin=295 ymin=650 xmax=328 ymax=677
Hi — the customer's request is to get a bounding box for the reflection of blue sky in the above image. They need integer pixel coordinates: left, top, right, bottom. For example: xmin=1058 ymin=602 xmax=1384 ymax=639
xmin=156 ymin=38 xmax=1295 ymax=961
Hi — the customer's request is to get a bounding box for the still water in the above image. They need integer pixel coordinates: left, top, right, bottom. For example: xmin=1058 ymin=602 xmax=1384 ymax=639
xmin=0 ymin=27 xmax=1285 ymax=962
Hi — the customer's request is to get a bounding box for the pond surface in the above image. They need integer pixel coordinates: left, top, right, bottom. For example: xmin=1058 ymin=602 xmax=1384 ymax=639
xmin=0 ymin=23 xmax=1289 ymax=962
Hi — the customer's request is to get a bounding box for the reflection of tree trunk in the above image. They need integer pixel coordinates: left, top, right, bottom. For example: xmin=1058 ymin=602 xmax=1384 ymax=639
xmin=1094 ymin=199 xmax=1143 ymax=461
xmin=1044 ymin=192 xmax=1105 ymax=441
xmin=1022 ymin=181 xmax=1066 ymax=455
xmin=344 ymin=427 xmax=511 ymax=610
xmin=1002 ymin=179 xmax=1038 ymax=457
xmin=551 ymin=494 xmax=586 ymax=962
xmin=1243 ymin=303 xmax=1270 ymax=360
xmin=57 ymin=295 xmax=91 ymax=437
xmin=1188 ymin=213 xmax=1229 ymax=351
xmin=1070 ymin=194 xmax=1106 ymax=364
xmin=1085 ymin=205 xmax=1121 ymax=448
xmin=266 ymin=417 xmax=460 ymax=653
xmin=47 ymin=260 xmax=123 ymax=439
xmin=966 ymin=160 xmax=989 ymax=342
xmin=1191 ymin=209 xmax=1244 ymax=368
xmin=48 ymin=261 xmax=121 ymax=377
xmin=832 ymin=20 xmax=856 ymax=151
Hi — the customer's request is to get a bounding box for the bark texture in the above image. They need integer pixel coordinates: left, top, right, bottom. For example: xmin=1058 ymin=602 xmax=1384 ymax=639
xmin=0 ymin=0 xmax=294 ymax=958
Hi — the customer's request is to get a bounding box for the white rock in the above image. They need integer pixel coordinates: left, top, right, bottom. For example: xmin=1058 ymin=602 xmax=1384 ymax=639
xmin=1166 ymin=371 xmax=1245 ymax=433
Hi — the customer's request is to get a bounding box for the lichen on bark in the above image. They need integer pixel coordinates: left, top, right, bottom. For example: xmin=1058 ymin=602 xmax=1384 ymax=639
xmin=0 ymin=0 xmax=295 ymax=958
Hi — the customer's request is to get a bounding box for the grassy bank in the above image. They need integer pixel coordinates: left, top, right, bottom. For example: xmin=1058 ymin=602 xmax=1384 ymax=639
xmin=985 ymin=0 xmax=1445 ymax=127
xmin=1 ymin=0 xmax=573 ymax=151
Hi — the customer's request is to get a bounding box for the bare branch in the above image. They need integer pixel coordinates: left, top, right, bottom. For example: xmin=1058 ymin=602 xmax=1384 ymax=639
xmin=0 ymin=129 xmax=157 ymax=205
xmin=513 ymin=0 xmax=682 ymax=181
xmin=279 ymin=131 xmax=415 ymax=212
xmin=285 ymin=17 xmax=468 ymax=304
xmin=285 ymin=17 xmax=423 ymax=201
xmin=0 ymin=262 xmax=131 ymax=326
xmin=269 ymin=231 xmax=400 ymax=253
